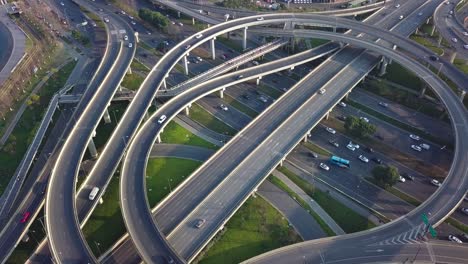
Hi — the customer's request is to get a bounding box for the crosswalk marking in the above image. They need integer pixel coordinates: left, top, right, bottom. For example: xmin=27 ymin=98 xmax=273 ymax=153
xmin=372 ymin=224 xmax=426 ymax=246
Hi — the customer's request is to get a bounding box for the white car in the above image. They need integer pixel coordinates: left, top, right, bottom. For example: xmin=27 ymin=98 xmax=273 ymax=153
xmin=177 ymin=22 xmax=183 ymax=26
xmin=220 ymin=104 xmax=228 ymax=111
xmin=338 ymin=102 xmax=347 ymax=107
xmin=130 ymin=20 xmax=136 ymax=25
xmin=445 ymin=1 xmax=450 ymax=4
xmin=319 ymin=163 xmax=329 ymax=171
xmin=195 ymin=33 xmax=203 ymax=39
xmin=395 ymin=4 xmax=400 ymax=8
xmin=358 ymin=155 xmax=369 ymax=163
xmin=104 ymin=18 xmax=110 ymax=23
xmin=464 ymin=44 xmax=468 ymax=50
xmin=411 ymin=145 xmax=422 ymax=152
xmin=124 ymin=35 xmax=128 ymax=41
xmin=184 ymin=45 xmax=191 ymax=50
xmin=461 ymin=207 xmax=468 ymax=215
xmin=378 ymin=102 xmax=388 ymax=107
xmin=157 ymin=115 xmax=167 ymax=124
xmin=398 ymin=176 xmax=406 ymax=183
xmin=399 ymin=15 xmax=404 ymax=20
xmin=409 ymin=134 xmax=420 ymax=140
xmin=257 ymin=17 xmax=264 ymax=21
xmin=463 ymin=32 xmax=468 ymax=36
xmin=348 ymin=141 xmax=360 ymax=149
xmin=451 ymin=37 xmax=458 ymax=43
xmin=347 ymin=143 xmax=356 ymax=151
xmin=128 ymin=43 xmax=133 ymax=48
xmin=60 ymin=2 xmax=65 ymax=6
xmin=418 ymin=12 xmax=423 ymax=16
xmin=325 ymin=127 xmax=336 ymax=134
xmin=318 ymin=88 xmax=326 ymax=94
xmin=360 ymin=117 xmax=370 ymax=123
xmin=448 ymin=235 xmax=463 ymax=244
xmin=431 ymin=179 xmax=442 ymax=187
xmin=196 ymin=56 xmax=203 ymax=62
xmin=420 ymin=143 xmax=430 ymax=150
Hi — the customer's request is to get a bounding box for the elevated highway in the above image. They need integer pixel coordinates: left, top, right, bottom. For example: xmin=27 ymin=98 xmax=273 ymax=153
xmin=119 ymin=3 xmax=468 ymax=264
xmin=434 ymin=0 xmax=468 ymax=60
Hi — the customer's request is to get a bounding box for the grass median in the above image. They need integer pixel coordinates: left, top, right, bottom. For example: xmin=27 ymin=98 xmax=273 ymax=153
xmin=189 ymin=103 xmax=238 ymax=136
xmin=161 ymin=121 xmax=219 ymax=150
xmin=269 ymin=176 xmax=336 ymax=236
xmin=277 ymin=166 xmax=376 ymax=233
xmin=303 ymin=142 xmax=332 ymax=157
xmin=197 ymin=196 xmax=302 ymax=264
xmin=83 ymin=158 xmax=202 ymax=255
xmin=0 ymin=60 xmax=77 ymax=195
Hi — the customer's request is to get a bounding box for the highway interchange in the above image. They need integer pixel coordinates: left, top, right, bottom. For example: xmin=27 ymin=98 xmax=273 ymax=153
xmin=0 ymin=0 xmax=467 ymax=263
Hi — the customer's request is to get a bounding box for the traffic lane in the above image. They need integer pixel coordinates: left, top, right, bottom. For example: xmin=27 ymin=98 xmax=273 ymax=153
xmin=259 ymin=180 xmax=327 ymax=240
xmin=225 ymin=85 xmax=269 ymax=113
xmin=349 ymin=89 xmax=453 ymax=143
xmin=308 ymin=126 xmax=441 ymax=207
xmin=286 ymin=148 xmax=460 ymax=239
xmin=166 ymin=53 xmax=380 ymax=257
xmin=197 ymin=95 xmax=251 ymax=131
xmin=332 ymin=104 xmax=453 ymax=170
xmin=156 ymin=47 xmax=360 ymax=235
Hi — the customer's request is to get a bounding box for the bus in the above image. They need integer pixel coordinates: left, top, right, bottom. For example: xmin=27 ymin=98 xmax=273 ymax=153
xmin=330 ymin=156 xmax=350 ymax=168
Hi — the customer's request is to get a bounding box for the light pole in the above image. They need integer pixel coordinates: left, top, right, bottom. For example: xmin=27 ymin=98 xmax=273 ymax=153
xmin=94 ymin=241 xmax=102 ymax=256
xmin=436 ymin=62 xmax=443 ymax=76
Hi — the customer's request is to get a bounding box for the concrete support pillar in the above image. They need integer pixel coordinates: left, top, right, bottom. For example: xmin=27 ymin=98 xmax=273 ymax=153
xmin=134 ymin=32 xmax=139 ymax=43
xmin=290 ymin=66 xmax=295 ymax=70
xmin=378 ymin=57 xmax=388 ymax=76
xmin=426 ymin=17 xmax=431 ymax=25
xmin=162 ymin=78 xmax=167 ymax=90
xmin=415 ymin=27 xmax=419 ymax=35
xmin=156 ymin=134 xmax=161 ymax=143
xmin=127 ymin=67 xmax=132 ymax=75
xmin=103 ymin=109 xmax=111 ymax=124
xmin=185 ymin=106 xmax=190 ymax=115
xmin=449 ymin=52 xmax=457 ymax=64
xmin=345 ymin=93 xmax=350 ymax=100
xmin=92 ymin=130 xmax=96 ymax=138
xmin=430 ymin=25 xmax=436 ymax=37
xmin=420 ymin=86 xmax=427 ymax=98
xmin=210 ymin=38 xmax=216 ymax=60
xmin=183 ymin=55 xmax=189 ymax=75
xmin=192 ymin=17 xmax=195 ymax=25
xmin=219 ymin=88 xmax=225 ymax=99
xmin=325 ymin=111 xmax=330 ymax=120
xmin=144 ymin=112 xmax=150 ymax=122
xmin=242 ymin=27 xmax=248 ymax=50
xmin=118 ymin=85 xmax=122 ymax=92
xmin=177 ymin=11 xmax=181 ymax=18
xmin=256 ymin=76 xmax=262 ymax=86
xmin=289 ymin=37 xmax=295 ymax=53
xmin=87 ymin=139 xmax=98 ymax=158
xmin=437 ymin=35 xmax=443 ymax=47
xmin=207 ymin=24 xmax=211 ymax=28
xmin=279 ymin=159 xmax=284 ymax=167
xmin=303 ymin=136 xmax=308 ymax=143
xmin=460 ymin=90 xmax=466 ymax=102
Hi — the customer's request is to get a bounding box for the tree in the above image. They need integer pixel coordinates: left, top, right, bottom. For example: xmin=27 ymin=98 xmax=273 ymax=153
xmin=138 ymin=8 xmax=169 ymax=30
xmin=344 ymin=115 xmax=377 ymax=138
xmin=372 ymin=165 xmax=399 ymax=188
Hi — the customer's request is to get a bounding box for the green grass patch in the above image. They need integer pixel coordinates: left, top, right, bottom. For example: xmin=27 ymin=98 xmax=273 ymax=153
xmin=146 ymin=158 xmax=202 ymax=207
xmin=223 ymin=94 xmax=258 ymax=118
xmin=410 ymin=35 xmax=444 ymax=55
xmin=303 ymin=142 xmax=331 ymax=157
xmin=0 ymin=60 xmax=76 ymax=195
xmin=217 ymin=36 xmax=243 ymax=52
xmin=445 ymin=218 xmax=468 ymax=234
xmin=277 ymin=166 xmax=377 ymax=233
xmin=269 ymin=176 xmax=336 ymax=236
xmin=198 ymin=196 xmax=302 ymax=264
xmin=258 ymin=85 xmax=282 ymax=99
xmin=121 ymin=73 xmax=145 ymax=91
xmin=346 ymin=99 xmax=452 ymax=148
xmin=139 ymin=40 xmax=155 ymax=52
xmin=83 ymin=158 xmax=201 ymax=255
xmin=161 ymin=121 xmax=219 ymax=150
xmin=189 ymin=104 xmax=238 ymax=136
xmin=131 ymin=59 xmax=150 ymax=73
xmin=309 ymin=38 xmax=330 ymax=47
xmin=383 ymin=63 xmax=424 ymax=91
xmin=453 ymin=58 xmax=468 ymax=75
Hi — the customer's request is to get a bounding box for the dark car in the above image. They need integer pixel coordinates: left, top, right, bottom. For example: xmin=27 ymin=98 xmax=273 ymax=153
xmin=365 ymin=147 xmax=374 ymax=153
xmin=401 ymin=172 xmax=415 ymax=181
xmin=371 ymin=157 xmax=383 ymax=164
xmin=242 ymin=94 xmax=250 ymax=100
xmin=337 ymin=115 xmax=347 ymax=121
xmin=309 ymin=152 xmax=318 ymax=158
xmin=429 ymin=55 xmax=439 ymax=61
xmin=375 ymin=134 xmax=385 ymax=140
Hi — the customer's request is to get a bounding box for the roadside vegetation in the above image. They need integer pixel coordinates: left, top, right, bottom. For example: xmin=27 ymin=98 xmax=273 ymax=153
xmin=277 ymin=167 xmax=376 ymax=233
xmin=138 ymin=8 xmax=169 ymax=30
xmin=0 ymin=60 xmax=77 ymax=195
xmin=372 ymin=165 xmax=399 ymax=188
xmin=197 ymin=196 xmax=301 ymax=264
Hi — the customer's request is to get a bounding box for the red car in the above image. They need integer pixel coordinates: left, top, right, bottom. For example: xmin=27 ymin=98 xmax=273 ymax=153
xmin=20 ymin=212 xmax=30 ymax=223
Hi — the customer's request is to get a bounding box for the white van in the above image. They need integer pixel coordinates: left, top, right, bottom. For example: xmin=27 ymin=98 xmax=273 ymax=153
xmin=420 ymin=143 xmax=430 ymax=150
xmin=89 ymin=187 xmax=100 ymax=201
